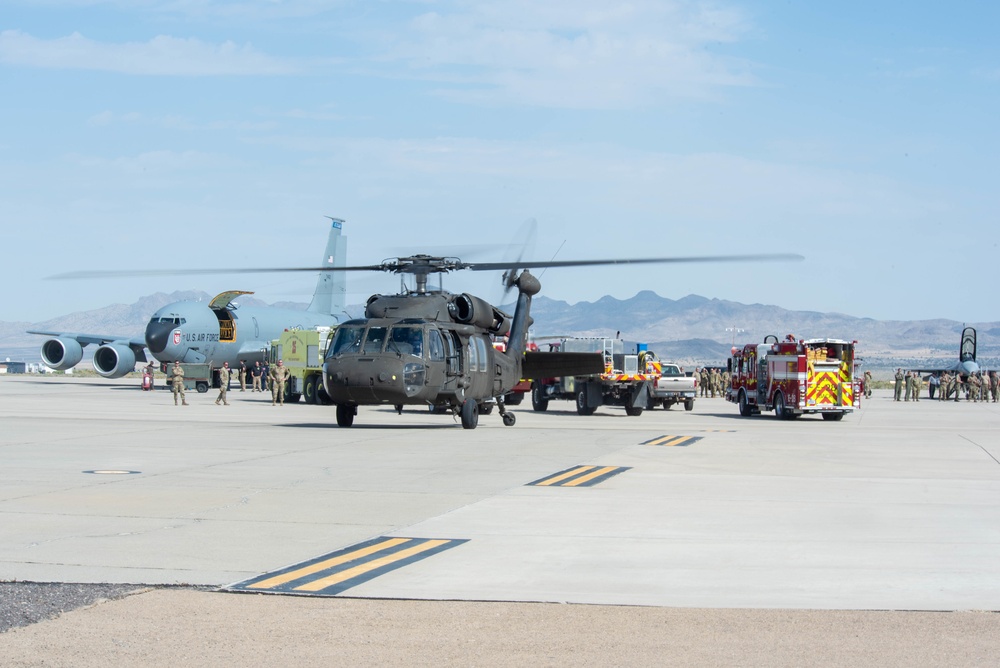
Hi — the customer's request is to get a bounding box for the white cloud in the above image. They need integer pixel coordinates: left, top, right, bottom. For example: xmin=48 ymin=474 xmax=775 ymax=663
xmin=375 ymin=0 xmax=757 ymax=108
xmin=0 ymin=29 xmax=296 ymax=75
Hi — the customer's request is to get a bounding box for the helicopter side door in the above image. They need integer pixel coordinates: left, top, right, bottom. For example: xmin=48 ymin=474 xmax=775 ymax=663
xmin=439 ymin=329 xmax=464 ymax=398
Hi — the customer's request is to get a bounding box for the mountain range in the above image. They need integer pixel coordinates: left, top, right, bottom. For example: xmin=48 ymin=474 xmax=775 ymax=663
xmin=2 ymin=290 xmax=997 ymax=373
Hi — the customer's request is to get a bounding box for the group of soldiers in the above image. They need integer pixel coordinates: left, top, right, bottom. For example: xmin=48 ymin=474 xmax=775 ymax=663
xmin=697 ymin=367 xmax=732 ymax=398
xmin=893 ymin=368 xmax=999 ymax=403
xmin=164 ymin=359 xmax=290 ymax=407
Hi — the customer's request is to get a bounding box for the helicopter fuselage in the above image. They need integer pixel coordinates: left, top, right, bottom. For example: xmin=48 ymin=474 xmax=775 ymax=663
xmin=321 ymin=315 xmax=519 ymax=409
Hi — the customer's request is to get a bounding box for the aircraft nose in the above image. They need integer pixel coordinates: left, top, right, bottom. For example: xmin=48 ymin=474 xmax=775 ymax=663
xmin=145 ymin=320 xmax=175 ymax=354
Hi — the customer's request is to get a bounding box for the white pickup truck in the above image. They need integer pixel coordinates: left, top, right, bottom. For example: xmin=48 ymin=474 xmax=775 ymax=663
xmin=650 ymin=361 xmax=697 ymax=410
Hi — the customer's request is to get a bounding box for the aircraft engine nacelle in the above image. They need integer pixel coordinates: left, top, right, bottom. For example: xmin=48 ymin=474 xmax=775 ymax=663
xmin=40 ymin=337 xmax=84 ymax=370
xmin=92 ymin=343 xmax=137 ymax=379
xmin=449 ymin=294 xmax=511 ymax=336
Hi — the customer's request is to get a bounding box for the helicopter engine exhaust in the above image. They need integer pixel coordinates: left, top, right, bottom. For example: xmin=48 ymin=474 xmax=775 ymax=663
xmin=449 ymin=294 xmax=511 ymax=336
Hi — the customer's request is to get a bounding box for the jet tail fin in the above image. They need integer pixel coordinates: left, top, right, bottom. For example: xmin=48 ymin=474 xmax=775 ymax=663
xmin=959 ymin=327 xmax=976 ymax=363
xmin=307 ymin=217 xmax=347 ymax=318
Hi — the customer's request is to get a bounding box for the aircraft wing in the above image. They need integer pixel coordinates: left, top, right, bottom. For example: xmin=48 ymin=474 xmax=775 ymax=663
xmin=521 ymin=351 xmax=605 ymax=379
xmin=237 ymin=341 xmax=273 ymax=358
xmin=27 ymin=330 xmax=145 ymax=350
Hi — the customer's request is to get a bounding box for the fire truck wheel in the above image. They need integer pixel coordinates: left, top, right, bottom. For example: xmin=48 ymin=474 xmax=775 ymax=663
xmin=575 ymin=389 xmax=595 ymax=416
xmin=531 ymin=384 xmax=549 ymax=412
xmin=505 ymin=392 xmax=524 ymax=406
xmin=821 ymin=412 xmax=845 ymax=421
xmin=774 ymin=392 xmax=788 ymax=420
xmin=304 ymin=377 xmax=317 ymax=404
xmin=738 ymin=390 xmax=753 ymax=417
xmin=625 ymin=405 xmax=643 ymax=417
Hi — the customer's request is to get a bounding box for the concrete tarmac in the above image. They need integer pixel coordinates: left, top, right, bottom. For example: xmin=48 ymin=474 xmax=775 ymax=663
xmin=0 ymin=376 xmax=998 ymax=665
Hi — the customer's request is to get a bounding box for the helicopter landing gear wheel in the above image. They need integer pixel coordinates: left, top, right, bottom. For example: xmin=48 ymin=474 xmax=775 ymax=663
xmin=336 ymin=404 xmax=355 ymax=427
xmin=502 ymin=413 xmax=516 ymax=427
xmin=460 ymin=399 xmax=479 ymax=429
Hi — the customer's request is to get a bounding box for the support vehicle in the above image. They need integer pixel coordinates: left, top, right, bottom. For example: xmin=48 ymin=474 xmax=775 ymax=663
xmin=270 ymin=326 xmax=336 ymax=404
xmin=650 ymin=360 xmax=697 ymax=410
xmin=727 ymin=335 xmax=860 ymax=420
xmin=530 ymin=337 xmax=659 ymax=416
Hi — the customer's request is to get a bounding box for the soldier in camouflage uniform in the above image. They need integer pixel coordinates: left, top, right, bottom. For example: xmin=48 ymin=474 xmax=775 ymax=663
xmin=911 ymin=373 xmax=921 ymax=402
xmin=893 ymin=369 xmax=904 ymax=401
xmin=216 ymin=362 xmax=231 ymax=406
xmin=863 ymin=370 xmax=872 ymax=398
xmin=991 ymin=371 xmax=999 ymax=403
xmin=904 ymin=371 xmax=913 ymax=402
xmin=270 ymin=359 xmax=289 ymax=406
xmin=170 ymin=361 xmax=188 ymax=406
xmin=939 ymin=372 xmax=951 ymax=401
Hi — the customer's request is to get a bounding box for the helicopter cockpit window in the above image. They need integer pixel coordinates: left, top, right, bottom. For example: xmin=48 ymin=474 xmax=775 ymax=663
xmin=362 ymin=327 xmax=387 ymax=354
xmin=329 ymin=325 xmax=365 ymax=356
xmin=475 ymin=336 xmax=488 ymax=372
xmin=388 ymin=326 xmax=423 ymax=357
xmin=428 ymin=329 xmax=444 ymax=361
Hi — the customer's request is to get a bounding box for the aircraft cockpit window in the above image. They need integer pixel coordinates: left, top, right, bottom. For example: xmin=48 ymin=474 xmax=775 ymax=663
xmin=329 ymin=325 xmax=365 ymax=356
xmin=475 ymin=336 xmax=488 ymax=372
xmin=388 ymin=326 xmax=423 ymax=357
xmin=428 ymin=329 xmax=444 ymax=361
xmin=362 ymin=327 xmax=387 ymax=354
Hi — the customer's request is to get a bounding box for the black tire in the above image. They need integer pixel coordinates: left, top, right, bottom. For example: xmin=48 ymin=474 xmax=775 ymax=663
xmin=684 ymin=399 xmax=694 ymax=411
xmin=738 ymin=390 xmax=752 ymax=417
xmin=774 ymin=392 xmax=787 ymax=420
xmin=304 ymin=376 xmax=317 ymax=404
xmin=822 ymin=412 xmax=845 ymax=421
xmin=505 ymin=392 xmax=524 ymax=406
xmin=662 ymin=400 xmax=675 ymax=410
xmin=625 ymin=405 xmax=643 ymax=417
xmin=502 ymin=413 xmax=516 ymax=427
xmin=531 ymin=384 xmax=549 ymax=412
xmin=461 ymin=399 xmax=479 ymax=429
xmin=196 ymin=382 xmax=208 ymax=393
xmin=576 ymin=389 xmax=595 ymax=416
xmin=480 ymin=402 xmax=494 ymax=415
xmin=336 ymin=404 xmax=355 ymax=427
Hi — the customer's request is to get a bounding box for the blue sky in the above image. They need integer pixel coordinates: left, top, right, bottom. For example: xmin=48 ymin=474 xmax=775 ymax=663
xmin=2 ymin=1 xmax=998 ymax=325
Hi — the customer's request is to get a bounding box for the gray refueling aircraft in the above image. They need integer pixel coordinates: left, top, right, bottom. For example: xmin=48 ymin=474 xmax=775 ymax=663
xmin=30 ymin=219 xmax=347 ymax=377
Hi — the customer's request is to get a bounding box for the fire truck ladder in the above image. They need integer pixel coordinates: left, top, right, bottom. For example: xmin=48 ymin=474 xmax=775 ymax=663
xmin=603 ymin=338 xmax=615 ymax=375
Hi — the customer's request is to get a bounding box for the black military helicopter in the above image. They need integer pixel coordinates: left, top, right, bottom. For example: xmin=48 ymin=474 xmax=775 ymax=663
xmin=317 ymin=252 xmax=800 ymax=429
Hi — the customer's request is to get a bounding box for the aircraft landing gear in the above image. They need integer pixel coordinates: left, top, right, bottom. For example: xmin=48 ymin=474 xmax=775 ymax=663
xmin=496 ymin=397 xmax=516 ymax=427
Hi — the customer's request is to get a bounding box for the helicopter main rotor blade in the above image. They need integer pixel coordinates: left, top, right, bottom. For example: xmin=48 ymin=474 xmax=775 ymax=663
xmin=464 ymin=253 xmax=804 ymax=272
xmin=49 ymin=253 xmax=802 ymax=280
xmin=47 ymin=264 xmax=390 ymax=280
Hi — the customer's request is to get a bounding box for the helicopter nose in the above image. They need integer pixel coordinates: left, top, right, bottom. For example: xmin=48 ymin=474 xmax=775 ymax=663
xmin=145 ymin=320 xmax=175 ymax=354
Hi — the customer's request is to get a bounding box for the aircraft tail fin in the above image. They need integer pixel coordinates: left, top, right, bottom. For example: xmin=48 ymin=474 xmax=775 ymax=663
xmin=307 ymin=218 xmax=347 ymax=318
xmin=959 ymin=326 xmax=976 ymax=363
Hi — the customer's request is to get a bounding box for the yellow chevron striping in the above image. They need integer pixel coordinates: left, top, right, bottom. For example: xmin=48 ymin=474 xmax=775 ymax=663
xmin=294 ymin=540 xmax=451 ymax=592
xmin=535 ymin=466 xmax=596 ymax=487
xmin=562 ymin=466 xmax=618 ymax=487
xmin=246 ymin=537 xmax=412 ymax=590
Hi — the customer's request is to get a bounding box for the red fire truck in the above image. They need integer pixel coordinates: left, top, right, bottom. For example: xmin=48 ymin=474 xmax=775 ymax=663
xmin=726 ymin=335 xmax=860 ymax=420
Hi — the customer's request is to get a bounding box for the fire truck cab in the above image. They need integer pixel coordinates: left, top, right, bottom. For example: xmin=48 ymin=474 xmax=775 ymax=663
xmin=726 ymin=335 xmax=860 ymax=420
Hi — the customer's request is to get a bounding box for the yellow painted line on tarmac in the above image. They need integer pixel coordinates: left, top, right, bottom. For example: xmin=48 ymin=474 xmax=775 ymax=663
xmin=226 ymin=536 xmax=468 ymax=596
xmin=642 ymin=435 xmax=703 ymax=447
xmin=528 ymin=465 xmax=630 ymax=487
xmin=295 ymin=539 xmax=450 ymax=592
xmin=561 ymin=466 xmax=619 ymax=487
xmin=534 ymin=465 xmax=597 ymax=487
xmin=246 ymin=537 xmax=410 ymax=590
